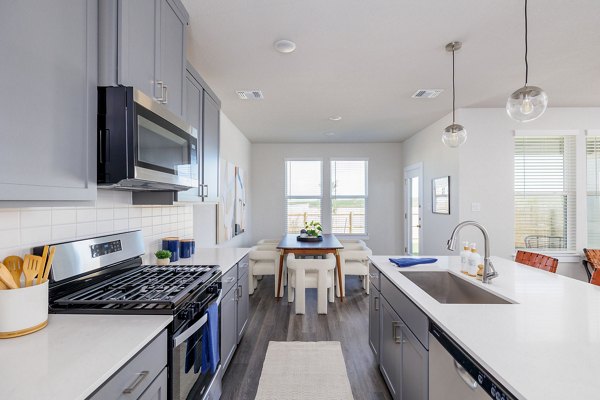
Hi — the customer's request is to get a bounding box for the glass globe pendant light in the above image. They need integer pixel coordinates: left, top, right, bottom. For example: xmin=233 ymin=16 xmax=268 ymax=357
xmin=506 ymin=0 xmax=548 ymax=122
xmin=442 ymin=41 xmax=467 ymax=148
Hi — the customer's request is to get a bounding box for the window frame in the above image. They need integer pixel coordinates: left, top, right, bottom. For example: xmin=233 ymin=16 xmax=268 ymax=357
xmin=284 ymin=158 xmax=323 ymax=234
xmin=513 ymin=129 xmax=584 ymax=259
xmin=330 ymin=158 xmax=369 ymax=236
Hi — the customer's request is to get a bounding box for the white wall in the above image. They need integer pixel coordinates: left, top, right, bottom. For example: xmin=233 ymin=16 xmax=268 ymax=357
xmin=0 ymin=190 xmax=193 ymax=263
xmin=194 ymin=112 xmax=252 ymax=248
xmin=250 ymin=143 xmax=403 ymax=255
xmin=401 ymin=112 xmax=460 ymax=256
xmin=403 ymin=107 xmax=600 ymax=280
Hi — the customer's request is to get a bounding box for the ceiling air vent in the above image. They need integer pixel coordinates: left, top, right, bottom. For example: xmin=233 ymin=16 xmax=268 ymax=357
xmin=236 ymin=90 xmax=264 ymax=100
xmin=412 ymin=89 xmax=443 ymax=99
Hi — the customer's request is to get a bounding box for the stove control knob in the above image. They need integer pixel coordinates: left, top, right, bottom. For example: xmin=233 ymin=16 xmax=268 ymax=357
xmin=207 ymin=284 xmax=218 ymax=294
xmin=179 ymin=308 xmax=193 ymax=320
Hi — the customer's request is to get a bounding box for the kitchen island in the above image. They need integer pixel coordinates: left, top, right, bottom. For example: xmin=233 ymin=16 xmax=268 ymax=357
xmin=369 ymin=255 xmax=600 ymax=400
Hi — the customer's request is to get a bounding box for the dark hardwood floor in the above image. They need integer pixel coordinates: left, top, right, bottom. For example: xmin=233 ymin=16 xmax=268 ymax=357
xmin=221 ymin=275 xmax=392 ymax=400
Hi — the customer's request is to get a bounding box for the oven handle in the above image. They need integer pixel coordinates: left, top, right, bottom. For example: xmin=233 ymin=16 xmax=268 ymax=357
xmin=173 ymin=314 xmax=207 ymax=348
xmin=172 ymin=289 xmax=221 ymax=348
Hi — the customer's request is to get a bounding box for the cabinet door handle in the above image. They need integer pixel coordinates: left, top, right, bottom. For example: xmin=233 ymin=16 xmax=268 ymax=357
xmin=454 ymin=360 xmax=478 ymax=390
xmin=374 ymin=296 xmax=379 ymax=311
xmin=156 ymin=81 xmax=164 ymax=102
xmin=163 ymin=84 xmax=168 ymax=104
xmin=122 ymin=371 xmax=149 ymax=394
xmin=392 ymin=321 xmax=402 ymax=344
xmin=238 ymin=284 xmax=243 ymax=299
xmin=203 ymin=185 xmax=209 ymax=198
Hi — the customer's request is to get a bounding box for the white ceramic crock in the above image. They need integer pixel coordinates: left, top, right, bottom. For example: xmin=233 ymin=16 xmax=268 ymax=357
xmin=0 ymin=280 xmax=48 ymax=338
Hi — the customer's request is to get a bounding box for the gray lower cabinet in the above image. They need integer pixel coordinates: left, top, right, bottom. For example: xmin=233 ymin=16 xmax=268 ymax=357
xmin=220 ymin=257 xmax=250 ymax=373
xmin=0 ymin=0 xmax=97 ymax=202
xmin=138 ymin=367 xmax=168 ymax=400
xmin=378 ymin=272 xmax=429 ymax=400
xmin=380 ymin=297 xmax=403 ymax=400
xmin=220 ymin=281 xmax=238 ymax=372
xmin=89 ymin=330 xmax=167 ymax=400
xmin=236 ymin=269 xmax=249 ymax=343
xmin=369 ymin=283 xmax=381 ymax=362
xmin=99 ymin=0 xmax=188 ymax=117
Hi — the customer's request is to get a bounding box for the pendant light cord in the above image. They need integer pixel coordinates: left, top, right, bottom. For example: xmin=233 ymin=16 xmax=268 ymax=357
xmin=452 ymin=47 xmax=456 ymax=123
xmin=524 ymin=0 xmax=529 ymax=86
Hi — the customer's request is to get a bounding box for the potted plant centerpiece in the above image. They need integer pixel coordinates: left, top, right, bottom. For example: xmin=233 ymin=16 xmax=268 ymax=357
xmin=301 ymin=221 xmax=323 ymax=240
xmin=155 ymin=250 xmax=172 ymax=265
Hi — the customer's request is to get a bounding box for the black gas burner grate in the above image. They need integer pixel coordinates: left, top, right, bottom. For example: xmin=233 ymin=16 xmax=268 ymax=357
xmin=53 ymin=264 xmax=218 ymax=309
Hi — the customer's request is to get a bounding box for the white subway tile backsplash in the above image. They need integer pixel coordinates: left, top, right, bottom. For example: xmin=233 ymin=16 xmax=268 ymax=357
xmin=52 ymin=208 xmax=76 ymax=225
xmin=0 ymin=210 xmax=20 ymax=230
xmin=97 ymin=208 xmax=114 ymax=221
xmin=0 ymin=229 xmax=20 ymax=249
xmin=129 ymin=218 xmax=142 ymax=229
xmin=77 ymin=209 xmax=96 ymax=223
xmin=21 ymin=226 xmax=51 ymax=246
xmin=114 ymin=208 xmax=129 ymax=220
xmin=21 ymin=210 xmax=52 ymax=228
xmin=97 ymin=220 xmax=114 ymax=234
xmin=76 ymin=222 xmax=97 ymax=237
xmin=52 ymin=224 xmax=76 ymax=241
xmin=0 ymin=200 xmax=192 ymax=260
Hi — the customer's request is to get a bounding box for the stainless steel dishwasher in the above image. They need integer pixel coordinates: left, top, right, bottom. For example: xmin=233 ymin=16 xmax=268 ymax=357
xmin=429 ymin=324 xmax=515 ymax=400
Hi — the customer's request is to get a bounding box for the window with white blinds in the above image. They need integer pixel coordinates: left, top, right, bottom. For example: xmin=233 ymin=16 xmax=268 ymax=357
xmin=514 ymin=135 xmax=577 ymax=251
xmin=331 ymin=160 xmax=368 ymax=234
xmin=587 ymin=137 xmax=600 ymax=247
xmin=285 ymin=160 xmax=322 ymax=234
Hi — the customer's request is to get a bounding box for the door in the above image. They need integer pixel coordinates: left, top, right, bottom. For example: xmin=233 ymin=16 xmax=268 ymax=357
xmin=379 ymin=298 xmax=403 ymax=400
xmin=178 ymin=70 xmax=204 ymax=201
xmin=236 ymin=270 xmax=250 ymax=343
xmin=159 ymin=0 xmax=185 ymax=116
xmin=202 ymin=92 xmax=220 ymax=202
xmin=0 ymin=0 xmax=97 ymax=201
xmin=368 ymin=283 xmax=381 ymax=362
xmin=117 ymin=0 xmax=159 ymax=100
xmin=220 ymin=286 xmax=237 ymax=373
xmin=404 ymin=163 xmax=423 ymax=255
xmin=400 ymin=325 xmax=428 ymax=400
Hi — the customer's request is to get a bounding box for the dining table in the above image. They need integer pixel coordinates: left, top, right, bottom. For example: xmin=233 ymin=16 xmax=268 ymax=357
xmin=276 ymin=234 xmax=345 ymax=301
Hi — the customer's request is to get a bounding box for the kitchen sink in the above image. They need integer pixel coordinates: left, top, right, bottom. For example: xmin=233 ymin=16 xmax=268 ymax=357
xmin=399 ymin=271 xmax=513 ymax=304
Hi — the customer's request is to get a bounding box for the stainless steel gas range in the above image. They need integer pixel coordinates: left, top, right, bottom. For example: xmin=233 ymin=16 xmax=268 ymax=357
xmin=37 ymin=230 xmax=221 ymax=400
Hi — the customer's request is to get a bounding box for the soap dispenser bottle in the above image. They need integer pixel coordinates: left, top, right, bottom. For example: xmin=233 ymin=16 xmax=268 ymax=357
xmin=460 ymin=241 xmax=470 ymax=274
xmin=468 ymin=243 xmax=481 ymax=277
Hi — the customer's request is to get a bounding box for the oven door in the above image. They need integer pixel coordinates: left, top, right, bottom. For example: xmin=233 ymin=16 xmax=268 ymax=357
xmin=132 ymin=89 xmax=198 ymax=190
xmin=171 ymin=292 xmax=221 ymax=400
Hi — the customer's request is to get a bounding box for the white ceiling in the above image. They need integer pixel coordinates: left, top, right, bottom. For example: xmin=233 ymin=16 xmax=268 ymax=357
xmin=182 ymin=0 xmax=600 ymax=143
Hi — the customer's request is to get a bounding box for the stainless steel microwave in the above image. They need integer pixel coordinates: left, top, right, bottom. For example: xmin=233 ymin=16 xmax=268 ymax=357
xmin=97 ymin=86 xmax=198 ymax=191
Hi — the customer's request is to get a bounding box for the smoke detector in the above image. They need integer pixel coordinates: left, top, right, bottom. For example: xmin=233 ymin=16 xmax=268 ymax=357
xmin=412 ymin=89 xmax=443 ymax=99
xmin=236 ymin=90 xmax=264 ymax=100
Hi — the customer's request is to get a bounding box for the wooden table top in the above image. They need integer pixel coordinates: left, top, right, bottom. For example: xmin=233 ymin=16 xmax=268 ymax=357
xmin=277 ymin=234 xmax=343 ymax=250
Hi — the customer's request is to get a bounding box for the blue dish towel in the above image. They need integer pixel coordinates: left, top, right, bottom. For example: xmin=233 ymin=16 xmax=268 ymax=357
xmin=389 ymin=257 xmax=438 ymax=267
xmin=202 ymin=301 xmax=220 ymax=374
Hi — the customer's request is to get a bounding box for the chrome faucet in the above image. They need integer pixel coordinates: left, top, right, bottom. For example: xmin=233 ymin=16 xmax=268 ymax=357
xmin=447 ymin=221 xmax=499 ymax=283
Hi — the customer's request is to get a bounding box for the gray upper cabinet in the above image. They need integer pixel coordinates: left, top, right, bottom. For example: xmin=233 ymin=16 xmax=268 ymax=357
xmin=0 ymin=0 xmax=97 ymax=202
xmin=99 ymin=0 xmax=188 ymax=117
xmin=202 ymin=92 xmax=220 ymax=202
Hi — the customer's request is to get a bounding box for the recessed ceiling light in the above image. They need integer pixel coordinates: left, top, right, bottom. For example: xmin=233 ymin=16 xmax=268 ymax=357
xmin=328 ymin=116 xmax=342 ymax=121
xmin=273 ymin=39 xmax=296 ymax=54
xmin=323 ymin=132 xmax=336 ymax=136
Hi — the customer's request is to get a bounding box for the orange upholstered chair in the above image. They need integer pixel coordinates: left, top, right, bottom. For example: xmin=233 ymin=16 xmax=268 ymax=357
xmin=590 ymin=268 xmax=600 ymax=286
xmin=515 ymin=250 xmax=559 ymax=273
xmin=583 ymin=249 xmax=600 ymax=283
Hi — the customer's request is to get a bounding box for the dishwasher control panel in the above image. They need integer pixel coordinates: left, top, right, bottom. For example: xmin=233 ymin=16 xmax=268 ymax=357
xmin=431 ymin=324 xmax=515 ymax=400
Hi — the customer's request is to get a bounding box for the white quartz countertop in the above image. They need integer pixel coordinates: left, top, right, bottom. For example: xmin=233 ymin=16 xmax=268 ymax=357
xmin=170 ymin=247 xmax=250 ymax=274
xmin=0 ymin=314 xmax=172 ymax=400
xmin=369 ymin=255 xmax=600 ymax=400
